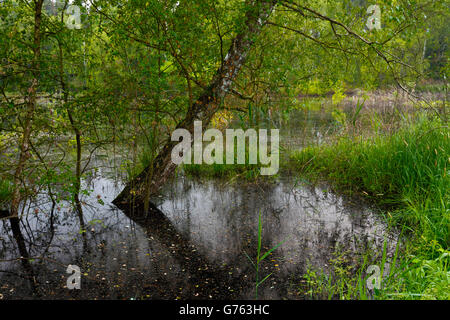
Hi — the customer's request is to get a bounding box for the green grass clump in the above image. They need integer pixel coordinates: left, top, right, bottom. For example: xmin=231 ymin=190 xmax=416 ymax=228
xmin=183 ymin=146 xmax=275 ymax=180
xmin=184 ymin=162 xmax=261 ymax=179
xmin=291 ymin=115 xmax=449 ymax=299
xmin=0 ymin=178 xmax=13 ymax=208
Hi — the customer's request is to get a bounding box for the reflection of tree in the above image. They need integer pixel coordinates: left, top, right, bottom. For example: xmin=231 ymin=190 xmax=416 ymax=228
xmin=119 ymin=201 xmax=250 ymax=299
xmin=8 ymin=217 xmax=38 ymax=295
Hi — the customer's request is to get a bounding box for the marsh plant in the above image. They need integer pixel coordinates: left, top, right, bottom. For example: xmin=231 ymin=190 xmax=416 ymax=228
xmin=244 ymin=210 xmax=286 ymax=299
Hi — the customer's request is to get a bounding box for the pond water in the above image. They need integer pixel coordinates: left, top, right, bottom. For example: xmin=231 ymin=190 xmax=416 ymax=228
xmin=0 ymin=106 xmax=397 ymax=299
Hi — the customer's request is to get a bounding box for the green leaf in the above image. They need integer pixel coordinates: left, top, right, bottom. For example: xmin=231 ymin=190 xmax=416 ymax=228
xmin=243 ymin=250 xmax=256 ymax=270
xmin=256 ymin=273 xmax=272 ymax=288
xmin=259 ymin=238 xmax=288 ymax=262
xmin=257 ymin=210 xmax=262 ymax=263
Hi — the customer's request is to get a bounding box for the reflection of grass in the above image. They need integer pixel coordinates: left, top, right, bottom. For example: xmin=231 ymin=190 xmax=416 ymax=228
xmin=244 ymin=211 xmax=286 ymax=299
xmin=291 ymin=115 xmax=449 ymax=299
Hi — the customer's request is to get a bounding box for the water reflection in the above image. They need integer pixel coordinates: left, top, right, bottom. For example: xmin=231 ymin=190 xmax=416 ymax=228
xmin=153 ymin=176 xmax=395 ymax=299
xmin=0 ymin=172 xmax=395 ymax=299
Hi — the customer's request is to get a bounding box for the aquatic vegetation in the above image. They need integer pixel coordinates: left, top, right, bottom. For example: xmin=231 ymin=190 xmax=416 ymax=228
xmin=291 ymin=114 xmax=450 ymax=299
xmin=183 ymin=147 xmax=276 ymax=180
xmin=301 ymin=236 xmax=402 ymax=300
xmin=244 ymin=211 xmax=286 ymax=299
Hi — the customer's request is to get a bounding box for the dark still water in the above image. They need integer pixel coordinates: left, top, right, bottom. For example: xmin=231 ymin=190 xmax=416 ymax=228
xmin=0 ymin=170 xmax=396 ymax=300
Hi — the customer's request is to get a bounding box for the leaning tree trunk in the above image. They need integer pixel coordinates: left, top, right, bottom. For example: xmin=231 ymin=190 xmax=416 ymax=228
xmin=113 ymin=0 xmax=277 ymax=208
